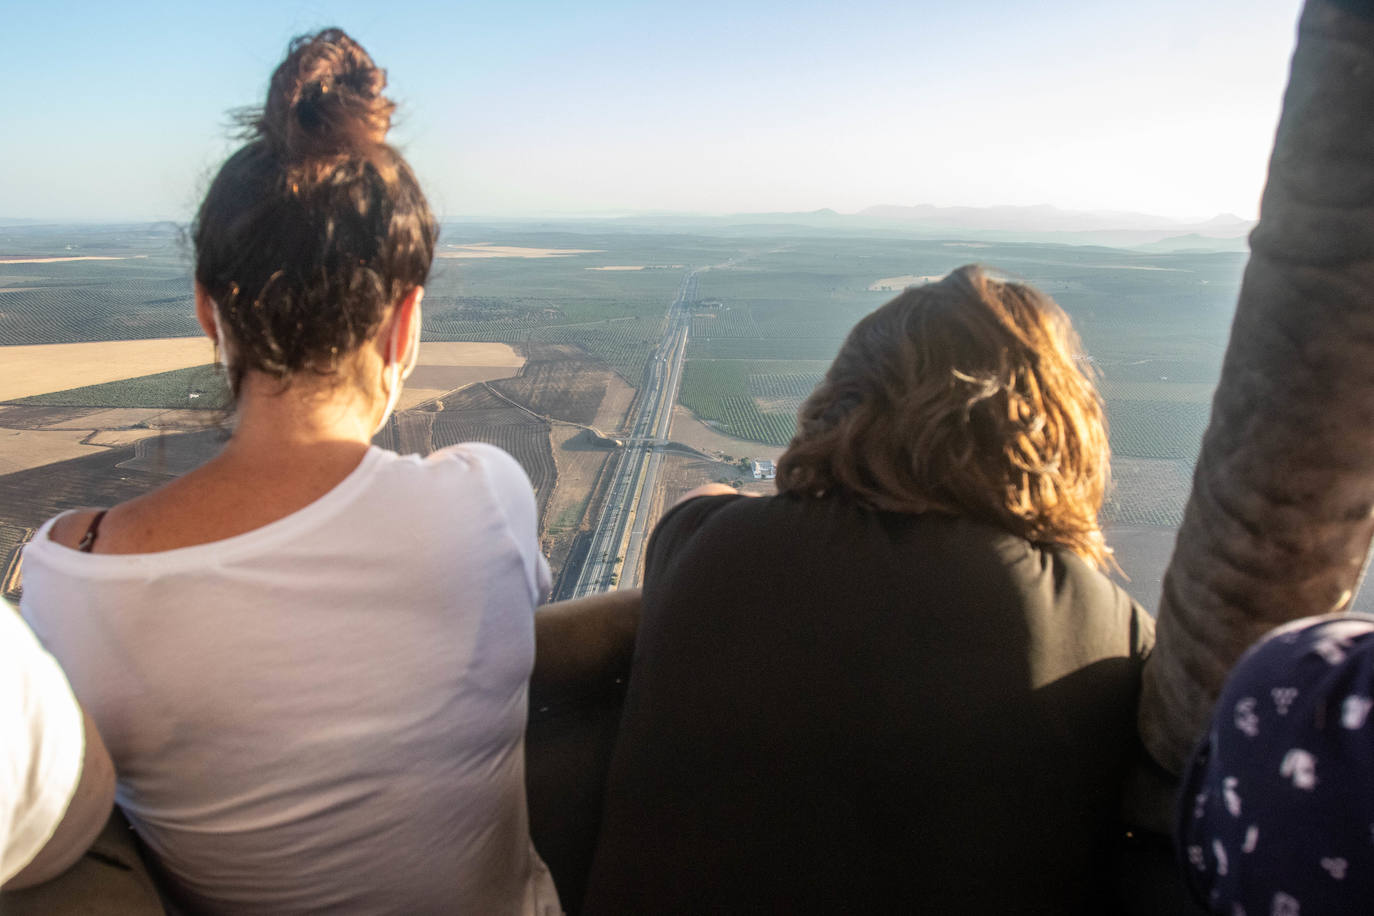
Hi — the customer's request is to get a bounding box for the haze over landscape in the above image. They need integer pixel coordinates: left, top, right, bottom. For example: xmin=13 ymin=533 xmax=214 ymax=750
xmin=15 ymin=7 xmax=1374 ymax=911
xmin=6 ymin=0 xmax=1300 ymax=223
xmin=7 ymin=0 xmax=1348 ymax=611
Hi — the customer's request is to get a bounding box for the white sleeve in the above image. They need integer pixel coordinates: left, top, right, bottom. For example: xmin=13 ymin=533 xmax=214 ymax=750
xmin=458 ymin=442 xmax=553 ymax=603
xmin=0 ymin=607 xmax=86 ymax=885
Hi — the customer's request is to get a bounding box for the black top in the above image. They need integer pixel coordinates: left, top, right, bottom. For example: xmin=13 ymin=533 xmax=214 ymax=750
xmin=584 ymin=493 xmax=1155 ymax=914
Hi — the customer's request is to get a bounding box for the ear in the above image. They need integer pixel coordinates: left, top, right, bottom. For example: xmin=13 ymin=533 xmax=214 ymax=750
xmin=194 ymin=282 xmax=219 ymax=342
xmin=387 ymin=286 xmax=425 ymax=366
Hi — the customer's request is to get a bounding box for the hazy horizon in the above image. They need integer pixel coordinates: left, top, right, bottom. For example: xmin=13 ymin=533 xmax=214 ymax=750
xmin=6 ymin=0 xmax=1302 ymax=224
xmin=0 ymin=201 xmax=1254 ymax=228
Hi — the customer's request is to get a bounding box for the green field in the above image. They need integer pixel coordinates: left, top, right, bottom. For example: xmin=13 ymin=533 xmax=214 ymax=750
xmin=669 ymin=236 xmax=1239 ymax=451
xmin=680 ymin=359 xmax=830 ymax=446
xmin=0 ymin=225 xmax=199 ymax=345
xmin=13 ymin=364 xmax=228 ymax=409
xmin=0 ymin=223 xmax=1245 ymax=529
xmin=1105 ymin=399 xmax=1211 ymax=463
xmin=416 ymin=233 xmax=740 ymax=385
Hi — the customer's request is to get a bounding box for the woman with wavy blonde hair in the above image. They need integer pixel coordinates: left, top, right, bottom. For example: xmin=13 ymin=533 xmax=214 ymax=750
xmin=585 ymin=265 xmax=1153 ymax=914
xmin=779 ymin=263 xmax=1111 ymax=567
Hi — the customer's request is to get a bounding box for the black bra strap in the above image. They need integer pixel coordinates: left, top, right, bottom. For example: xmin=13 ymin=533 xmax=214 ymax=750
xmin=77 ymin=510 xmax=108 ymax=553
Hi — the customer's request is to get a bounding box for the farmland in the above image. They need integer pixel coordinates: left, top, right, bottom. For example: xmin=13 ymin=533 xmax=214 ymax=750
xmin=0 ymin=221 xmax=1271 ymax=608
xmin=418 ymin=231 xmax=733 ymax=388
xmin=0 ymin=224 xmax=199 ymax=345
xmin=18 ymin=364 xmax=229 ymax=409
xmin=490 ymin=344 xmax=613 ymax=426
xmin=0 ymin=337 xmax=213 ymax=401
xmin=678 ymin=360 xmax=828 ymax=446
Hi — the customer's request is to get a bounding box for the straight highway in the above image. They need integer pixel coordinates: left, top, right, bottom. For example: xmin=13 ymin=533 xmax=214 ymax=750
xmin=571 ymin=270 xmax=698 ymax=596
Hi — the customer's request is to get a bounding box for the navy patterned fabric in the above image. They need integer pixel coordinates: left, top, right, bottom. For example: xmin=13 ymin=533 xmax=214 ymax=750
xmin=1178 ymin=613 xmax=1374 ymax=914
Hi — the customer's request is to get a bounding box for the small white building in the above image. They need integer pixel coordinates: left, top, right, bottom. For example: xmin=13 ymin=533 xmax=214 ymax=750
xmin=752 ymin=459 xmax=776 ymax=480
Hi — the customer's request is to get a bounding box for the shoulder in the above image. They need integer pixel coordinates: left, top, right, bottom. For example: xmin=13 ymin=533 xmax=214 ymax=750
xmin=874 ymin=514 xmax=1156 ymax=658
xmin=372 ymin=443 xmax=532 ymax=502
xmin=1041 ymin=540 xmax=1157 ymax=660
xmin=650 ymin=492 xmax=756 ymax=546
xmin=644 ymin=493 xmax=781 ymax=583
xmin=419 ymin=443 xmax=547 ymax=594
xmin=425 ymin=442 xmax=528 ymax=483
xmin=423 ymin=442 xmax=536 ymax=507
xmin=0 ymin=609 xmax=85 ymax=882
xmin=658 ymin=491 xmax=753 ymax=531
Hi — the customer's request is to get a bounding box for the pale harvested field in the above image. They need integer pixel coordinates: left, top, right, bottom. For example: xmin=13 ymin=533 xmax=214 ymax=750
xmin=544 ymin=426 xmax=612 ymax=559
xmin=0 ymin=428 xmax=101 ymax=474
xmin=398 ymin=388 xmax=448 ymax=411
xmin=593 ymin=374 xmax=636 ymax=435
xmin=416 ymin=342 xmax=524 ymax=366
xmin=406 ymin=365 xmax=522 ymax=393
xmin=669 ymin=405 xmax=786 ymax=462
xmin=399 ymin=369 xmax=523 ymax=411
xmin=0 ymin=425 xmax=222 ymax=475
xmin=0 ymin=340 xmax=524 ymax=470
xmin=0 ymin=287 xmax=40 ymax=294
xmin=869 ymin=274 xmax=944 ymax=291
xmin=86 ymin=428 xmax=168 ymax=447
xmin=0 ymin=338 xmax=213 ymax=401
xmin=0 ymin=404 xmax=219 ymax=473
xmin=436 ymin=244 xmax=602 ymax=259
xmin=33 ymin=407 xmax=172 ymax=430
xmin=548 ymin=426 xmax=609 ymax=522
xmin=397 ymin=342 xmax=527 ymax=410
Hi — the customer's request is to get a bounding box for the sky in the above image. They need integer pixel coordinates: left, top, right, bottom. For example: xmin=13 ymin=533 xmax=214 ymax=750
xmin=2 ymin=0 xmax=1304 ymax=223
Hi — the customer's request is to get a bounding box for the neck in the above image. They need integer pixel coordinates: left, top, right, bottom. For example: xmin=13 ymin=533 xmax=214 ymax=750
xmin=223 ymin=372 xmax=382 ymax=460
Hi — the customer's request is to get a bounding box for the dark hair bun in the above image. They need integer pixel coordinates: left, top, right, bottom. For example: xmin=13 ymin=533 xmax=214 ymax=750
xmin=257 ymin=28 xmax=394 ymax=161
xmin=195 ymin=27 xmax=435 ymax=400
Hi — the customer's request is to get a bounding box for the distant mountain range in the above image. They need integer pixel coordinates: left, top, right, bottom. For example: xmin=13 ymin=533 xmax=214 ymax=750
xmin=853 ymin=204 xmax=1252 ymax=234
xmin=486 ymin=204 xmax=1255 ymax=251
xmin=4 ymin=205 xmax=1255 ymax=252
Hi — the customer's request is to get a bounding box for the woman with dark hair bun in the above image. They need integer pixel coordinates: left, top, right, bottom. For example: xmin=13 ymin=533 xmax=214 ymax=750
xmin=20 ymin=29 xmax=559 ymax=913
xmin=584 ymin=266 xmax=1155 ymax=914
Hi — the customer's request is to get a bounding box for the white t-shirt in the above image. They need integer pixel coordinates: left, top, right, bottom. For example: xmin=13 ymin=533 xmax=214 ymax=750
xmin=0 ymin=602 xmax=86 ymax=885
xmin=21 ymin=443 xmax=560 ymax=914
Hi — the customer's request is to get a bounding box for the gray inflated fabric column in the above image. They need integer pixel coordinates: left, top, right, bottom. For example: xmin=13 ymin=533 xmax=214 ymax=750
xmin=1139 ymin=0 xmax=1374 ymax=780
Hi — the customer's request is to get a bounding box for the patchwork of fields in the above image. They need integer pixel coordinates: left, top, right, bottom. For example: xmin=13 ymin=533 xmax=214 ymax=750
xmin=0 ymin=228 xmax=200 ymax=344
xmin=0 ymin=338 xmax=214 ymax=402
xmin=679 ymin=360 xmax=828 ymax=446
xmin=0 ymin=223 xmax=1254 ymax=607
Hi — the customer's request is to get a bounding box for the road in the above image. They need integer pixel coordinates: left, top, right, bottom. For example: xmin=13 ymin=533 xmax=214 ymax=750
xmin=570 ymin=270 xmax=697 ymax=596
